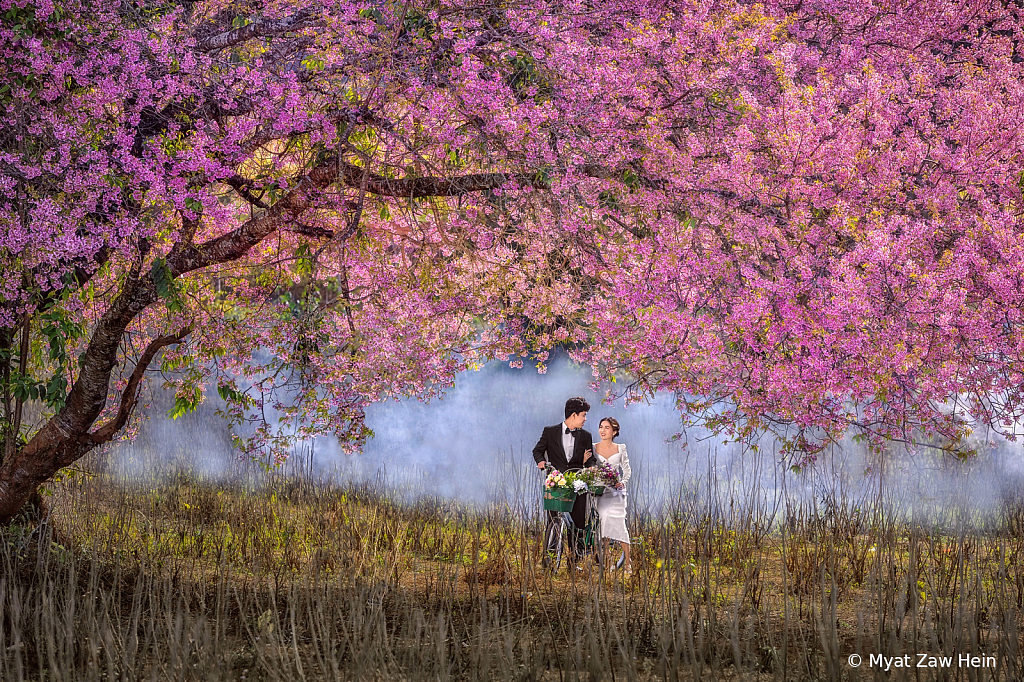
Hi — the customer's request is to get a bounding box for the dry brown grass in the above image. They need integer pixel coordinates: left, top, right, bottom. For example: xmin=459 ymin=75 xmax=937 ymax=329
xmin=1 ymin=467 xmax=1023 ymax=680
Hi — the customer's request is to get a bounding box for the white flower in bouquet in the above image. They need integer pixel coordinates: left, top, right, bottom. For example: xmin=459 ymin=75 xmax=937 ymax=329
xmin=573 ymin=479 xmax=588 ymax=493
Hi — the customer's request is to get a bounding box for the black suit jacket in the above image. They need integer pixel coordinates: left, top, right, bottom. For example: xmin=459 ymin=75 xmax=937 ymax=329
xmin=533 ymin=424 xmax=595 ymax=472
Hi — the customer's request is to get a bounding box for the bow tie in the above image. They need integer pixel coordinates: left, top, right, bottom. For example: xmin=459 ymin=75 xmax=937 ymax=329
xmin=565 ymin=427 xmax=573 ymax=435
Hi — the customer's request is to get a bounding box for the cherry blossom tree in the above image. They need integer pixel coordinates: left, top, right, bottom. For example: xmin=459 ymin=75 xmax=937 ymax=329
xmin=579 ymin=0 xmax=1024 ymax=460
xmin=1 ymin=0 xmax=1023 ymax=520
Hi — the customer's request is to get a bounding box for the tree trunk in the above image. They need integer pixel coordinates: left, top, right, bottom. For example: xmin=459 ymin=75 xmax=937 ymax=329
xmin=0 ymin=151 xmax=509 ymax=522
xmin=0 ymin=158 xmax=338 ymax=522
xmin=0 ymin=270 xmax=152 ymax=523
xmin=0 ymin=432 xmax=90 ymax=524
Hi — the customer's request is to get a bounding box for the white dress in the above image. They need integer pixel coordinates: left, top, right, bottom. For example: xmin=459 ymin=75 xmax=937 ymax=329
xmin=595 ymin=444 xmax=631 ymax=544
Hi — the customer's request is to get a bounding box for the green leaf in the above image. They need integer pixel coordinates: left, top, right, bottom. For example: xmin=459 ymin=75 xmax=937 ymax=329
xmin=48 ymin=374 xmax=67 ymax=396
xmin=532 ymin=166 xmax=551 ymax=187
xmin=301 ymin=56 xmax=326 ymax=73
xmin=217 ymin=383 xmax=254 ymax=407
xmin=358 ymin=7 xmax=384 ymax=22
xmin=598 ymin=190 xmax=620 ymax=210
xmin=168 ymin=387 xmax=201 ymax=420
xmin=293 ymin=244 xmax=314 ymax=277
xmin=622 ymin=168 xmax=641 ymax=191
xmin=150 ymin=257 xmax=185 ymax=313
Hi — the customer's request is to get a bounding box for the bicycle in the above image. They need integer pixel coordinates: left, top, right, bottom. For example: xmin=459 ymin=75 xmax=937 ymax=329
xmin=541 ymin=468 xmax=603 ymax=572
xmin=544 ymin=510 xmax=627 ymax=572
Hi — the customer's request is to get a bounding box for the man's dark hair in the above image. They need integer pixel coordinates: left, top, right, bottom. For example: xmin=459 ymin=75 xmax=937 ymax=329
xmin=564 ymin=396 xmax=591 ymax=418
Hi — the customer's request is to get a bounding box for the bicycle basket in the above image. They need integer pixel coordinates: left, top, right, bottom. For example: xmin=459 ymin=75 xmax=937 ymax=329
xmin=543 ymin=487 xmax=576 ymax=512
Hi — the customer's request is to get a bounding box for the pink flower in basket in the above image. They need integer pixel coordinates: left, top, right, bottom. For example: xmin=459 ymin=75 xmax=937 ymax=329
xmin=544 ymin=470 xmax=567 ymax=489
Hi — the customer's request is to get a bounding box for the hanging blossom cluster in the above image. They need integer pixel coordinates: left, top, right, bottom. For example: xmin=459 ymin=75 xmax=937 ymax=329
xmin=569 ymin=1 xmax=1024 ymax=460
xmin=1 ymin=0 xmax=1023 ymax=472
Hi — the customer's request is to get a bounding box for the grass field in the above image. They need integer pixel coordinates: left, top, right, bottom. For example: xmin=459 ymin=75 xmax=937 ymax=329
xmin=2 ymin=458 xmax=1024 ymax=681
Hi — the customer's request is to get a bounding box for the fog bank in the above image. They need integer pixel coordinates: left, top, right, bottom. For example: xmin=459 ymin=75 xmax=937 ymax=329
xmin=102 ymin=355 xmax=1024 ymax=523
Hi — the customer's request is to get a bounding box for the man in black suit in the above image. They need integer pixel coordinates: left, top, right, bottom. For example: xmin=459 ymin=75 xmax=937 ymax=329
xmin=534 ymin=396 xmax=596 ymax=563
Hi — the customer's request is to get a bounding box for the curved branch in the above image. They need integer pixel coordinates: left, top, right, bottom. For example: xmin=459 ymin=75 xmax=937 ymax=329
xmin=88 ymin=327 xmax=191 ymax=445
xmin=4 ymin=150 xmax=554 ymax=521
xmin=224 ymin=175 xmax=270 ymax=208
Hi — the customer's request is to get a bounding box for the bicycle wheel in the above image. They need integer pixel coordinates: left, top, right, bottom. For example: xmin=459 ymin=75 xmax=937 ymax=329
xmin=542 ymin=517 xmax=567 ymax=572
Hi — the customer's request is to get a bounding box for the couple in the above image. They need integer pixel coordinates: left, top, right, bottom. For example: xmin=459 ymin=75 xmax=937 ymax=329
xmin=533 ymin=396 xmax=632 ymax=572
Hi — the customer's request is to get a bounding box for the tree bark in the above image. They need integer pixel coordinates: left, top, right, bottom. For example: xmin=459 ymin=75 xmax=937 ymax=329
xmin=0 ymin=271 xmax=154 ymax=523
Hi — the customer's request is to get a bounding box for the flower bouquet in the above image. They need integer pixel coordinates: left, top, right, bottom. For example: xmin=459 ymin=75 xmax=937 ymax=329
xmin=594 ymin=461 xmax=625 ymax=492
xmin=544 ymin=469 xmax=568 ymax=489
xmin=543 ymin=469 xmax=576 ymax=511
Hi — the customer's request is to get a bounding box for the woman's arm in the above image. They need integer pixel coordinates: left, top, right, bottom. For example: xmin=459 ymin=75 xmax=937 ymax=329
xmin=620 ymin=445 xmax=631 ymax=486
xmin=583 ymin=433 xmax=597 ymax=467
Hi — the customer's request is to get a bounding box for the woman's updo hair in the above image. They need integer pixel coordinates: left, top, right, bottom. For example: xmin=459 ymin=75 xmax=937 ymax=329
xmin=600 ymin=417 xmax=620 ymax=438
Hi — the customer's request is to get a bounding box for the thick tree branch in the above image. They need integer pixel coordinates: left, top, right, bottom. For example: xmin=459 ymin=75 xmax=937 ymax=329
xmin=287 ymin=222 xmax=336 ymax=239
xmin=337 ymin=159 xmax=548 ymax=197
xmin=196 ymin=11 xmax=320 ymax=52
xmin=172 ymin=155 xmax=342 ymax=275
xmin=88 ymin=327 xmax=191 ymax=445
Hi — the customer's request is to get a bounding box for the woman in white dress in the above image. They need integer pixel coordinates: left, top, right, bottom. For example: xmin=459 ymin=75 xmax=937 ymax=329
xmin=594 ymin=417 xmax=632 ymax=573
